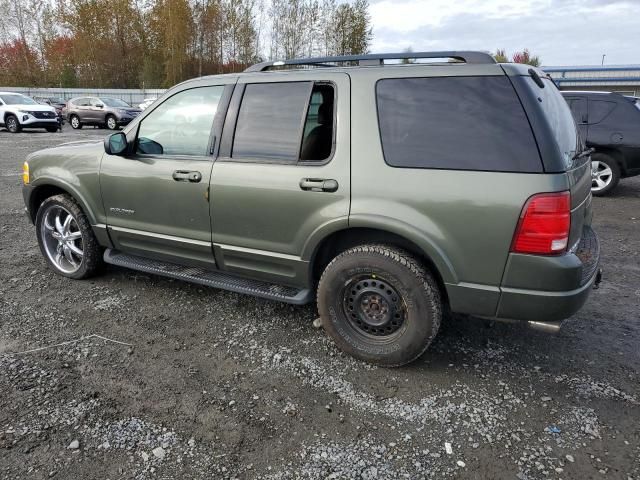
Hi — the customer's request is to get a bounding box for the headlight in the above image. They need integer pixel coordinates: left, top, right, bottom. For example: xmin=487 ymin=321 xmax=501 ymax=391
xmin=22 ymin=161 xmax=29 ymax=185
xmin=117 ymin=109 xmax=127 ymax=115
xmin=18 ymin=110 xmax=36 ymax=116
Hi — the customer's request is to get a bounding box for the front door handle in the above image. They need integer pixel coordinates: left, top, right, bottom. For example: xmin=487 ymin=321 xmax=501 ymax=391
xmin=173 ymin=170 xmax=202 ymax=183
xmin=299 ymin=178 xmax=338 ymax=192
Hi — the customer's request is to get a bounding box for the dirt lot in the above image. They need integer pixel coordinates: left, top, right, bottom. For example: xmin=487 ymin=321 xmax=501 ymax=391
xmin=0 ymin=127 xmax=638 ymax=480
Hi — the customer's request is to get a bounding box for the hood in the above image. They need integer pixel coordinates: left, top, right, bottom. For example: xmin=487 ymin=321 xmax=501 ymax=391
xmin=16 ymin=104 xmax=57 ymax=113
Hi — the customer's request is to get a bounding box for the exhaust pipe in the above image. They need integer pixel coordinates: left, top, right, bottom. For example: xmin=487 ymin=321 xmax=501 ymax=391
xmin=527 ymin=320 xmax=561 ymax=333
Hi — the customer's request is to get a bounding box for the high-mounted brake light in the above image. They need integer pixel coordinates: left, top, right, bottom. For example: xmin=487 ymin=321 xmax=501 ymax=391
xmin=511 ymin=191 xmax=571 ymax=255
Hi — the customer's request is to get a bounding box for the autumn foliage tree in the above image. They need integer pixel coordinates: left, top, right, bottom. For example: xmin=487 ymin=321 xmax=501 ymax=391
xmin=494 ymin=48 xmax=541 ymax=66
xmin=0 ymin=0 xmax=373 ymax=88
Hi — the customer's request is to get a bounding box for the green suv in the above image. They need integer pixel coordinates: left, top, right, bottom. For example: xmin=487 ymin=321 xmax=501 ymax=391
xmin=22 ymin=52 xmax=601 ymax=366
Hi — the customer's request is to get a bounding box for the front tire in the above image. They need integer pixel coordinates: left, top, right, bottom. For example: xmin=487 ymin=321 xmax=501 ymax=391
xmin=6 ymin=115 xmax=21 ymax=133
xmin=591 ymin=153 xmax=620 ymax=196
xmin=105 ymin=115 xmax=118 ymax=130
xmin=35 ymin=194 xmax=103 ymax=279
xmin=317 ymin=244 xmax=442 ymax=367
xmin=70 ymin=115 xmax=82 ymax=129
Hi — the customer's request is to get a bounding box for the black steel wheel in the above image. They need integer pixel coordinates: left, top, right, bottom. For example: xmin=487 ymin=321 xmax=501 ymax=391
xmin=318 ymin=244 xmax=442 ymax=367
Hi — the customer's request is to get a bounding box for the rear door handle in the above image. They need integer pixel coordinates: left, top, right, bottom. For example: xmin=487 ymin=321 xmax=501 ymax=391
xmin=299 ymin=178 xmax=338 ymax=192
xmin=173 ymin=170 xmax=202 ymax=183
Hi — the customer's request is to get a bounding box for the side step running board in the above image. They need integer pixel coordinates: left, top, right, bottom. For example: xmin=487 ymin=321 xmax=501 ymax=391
xmin=103 ymin=249 xmax=312 ymax=305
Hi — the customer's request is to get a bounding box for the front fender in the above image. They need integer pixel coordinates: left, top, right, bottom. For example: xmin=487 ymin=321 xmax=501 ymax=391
xmin=28 ymin=176 xmax=102 ymax=225
xmin=26 ymin=140 xmax=106 ymax=225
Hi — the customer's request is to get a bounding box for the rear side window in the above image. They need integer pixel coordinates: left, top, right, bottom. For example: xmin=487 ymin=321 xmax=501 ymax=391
xmin=526 ymin=78 xmax=579 ymax=167
xmin=233 ymin=82 xmax=312 ymax=162
xmin=564 ymin=97 xmax=587 ymax=123
xmin=376 ymin=76 xmax=542 ymax=172
xmin=588 ymin=100 xmax=616 ymax=124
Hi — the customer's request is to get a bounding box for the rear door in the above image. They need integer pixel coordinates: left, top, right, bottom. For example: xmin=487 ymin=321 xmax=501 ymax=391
xmin=75 ymin=97 xmax=93 ymax=122
xmin=210 ymin=72 xmax=350 ymax=287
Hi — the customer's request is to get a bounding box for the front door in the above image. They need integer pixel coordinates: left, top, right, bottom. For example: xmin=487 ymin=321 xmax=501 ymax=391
xmin=100 ymin=81 xmax=234 ymax=267
xmin=210 ymin=73 xmax=350 ymax=287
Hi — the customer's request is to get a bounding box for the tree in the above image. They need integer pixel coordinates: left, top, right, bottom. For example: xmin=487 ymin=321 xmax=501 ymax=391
xmin=494 ymin=48 xmax=541 ymax=66
xmin=511 ymin=49 xmax=540 ymax=67
xmin=493 ymin=48 xmax=508 ymax=63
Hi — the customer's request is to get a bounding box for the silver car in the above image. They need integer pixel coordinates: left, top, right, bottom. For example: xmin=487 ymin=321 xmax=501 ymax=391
xmin=66 ymin=97 xmax=141 ymax=130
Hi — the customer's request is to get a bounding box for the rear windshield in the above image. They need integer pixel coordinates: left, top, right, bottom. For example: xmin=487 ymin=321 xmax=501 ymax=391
xmin=376 ymin=76 xmax=542 ymax=172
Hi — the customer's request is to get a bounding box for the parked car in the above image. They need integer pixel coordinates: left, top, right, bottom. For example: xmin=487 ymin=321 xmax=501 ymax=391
xmin=562 ymin=91 xmax=640 ymax=195
xmin=0 ymin=92 xmax=59 ymax=133
xmin=22 ymin=51 xmax=601 ymax=366
xmin=34 ymin=96 xmax=66 ymax=126
xmin=66 ymin=97 xmax=141 ymax=130
xmin=138 ymin=97 xmax=158 ymax=110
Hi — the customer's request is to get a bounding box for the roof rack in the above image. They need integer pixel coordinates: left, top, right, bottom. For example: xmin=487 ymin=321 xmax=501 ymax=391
xmin=244 ymin=51 xmax=496 ymax=72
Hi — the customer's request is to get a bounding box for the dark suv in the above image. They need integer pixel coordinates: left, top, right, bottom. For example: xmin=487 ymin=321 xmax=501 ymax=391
xmin=562 ymin=91 xmax=640 ymax=195
xmin=22 ymin=52 xmax=600 ymax=366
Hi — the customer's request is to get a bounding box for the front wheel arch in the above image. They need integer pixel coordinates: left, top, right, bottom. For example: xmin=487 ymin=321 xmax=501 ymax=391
xmin=28 ymin=182 xmax=99 ymax=226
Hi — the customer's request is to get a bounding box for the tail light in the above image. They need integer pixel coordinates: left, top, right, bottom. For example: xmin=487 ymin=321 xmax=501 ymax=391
xmin=511 ymin=191 xmax=571 ymax=255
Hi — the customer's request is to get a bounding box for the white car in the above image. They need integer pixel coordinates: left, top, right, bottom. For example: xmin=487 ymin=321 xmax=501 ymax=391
xmin=0 ymin=92 xmax=59 ymax=133
xmin=138 ymin=97 xmax=158 ymax=111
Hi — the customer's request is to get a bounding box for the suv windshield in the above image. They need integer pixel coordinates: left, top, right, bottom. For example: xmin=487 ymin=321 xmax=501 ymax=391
xmin=0 ymin=94 xmax=37 ymax=105
xmin=101 ymin=98 xmax=131 ymax=108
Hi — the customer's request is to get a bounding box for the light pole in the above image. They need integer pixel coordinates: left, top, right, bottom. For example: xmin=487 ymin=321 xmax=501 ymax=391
xmin=601 ymin=54 xmax=606 ymax=66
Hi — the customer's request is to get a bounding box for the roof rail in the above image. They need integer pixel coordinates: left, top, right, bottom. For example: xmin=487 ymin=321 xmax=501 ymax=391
xmin=244 ymin=51 xmax=496 ymax=72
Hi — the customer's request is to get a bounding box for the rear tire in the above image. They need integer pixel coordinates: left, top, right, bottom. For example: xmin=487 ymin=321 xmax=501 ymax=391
xmin=70 ymin=115 xmax=82 ymax=129
xmin=591 ymin=153 xmax=620 ymax=196
xmin=6 ymin=115 xmax=21 ymax=133
xmin=317 ymin=244 xmax=442 ymax=367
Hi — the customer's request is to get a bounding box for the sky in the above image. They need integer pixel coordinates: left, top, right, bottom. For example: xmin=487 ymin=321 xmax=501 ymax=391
xmin=368 ymin=0 xmax=640 ymax=66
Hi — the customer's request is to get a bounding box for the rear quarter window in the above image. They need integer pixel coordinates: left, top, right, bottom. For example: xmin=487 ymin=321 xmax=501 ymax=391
xmin=376 ymin=76 xmax=542 ymax=172
xmin=588 ymin=100 xmax=617 ymax=124
xmin=523 ymin=78 xmax=579 ymax=168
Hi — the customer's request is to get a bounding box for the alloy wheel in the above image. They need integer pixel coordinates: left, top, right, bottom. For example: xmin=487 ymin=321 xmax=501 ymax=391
xmin=591 ymin=160 xmax=613 ymax=192
xmin=107 ymin=117 xmax=117 ymax=130
xmin=7 ymin=117 xmax=18 ymax=133
xmin=71 ymin=116 xmax=80 ymax=128
xmin=40 ymin=205 xmax=84 ymax=274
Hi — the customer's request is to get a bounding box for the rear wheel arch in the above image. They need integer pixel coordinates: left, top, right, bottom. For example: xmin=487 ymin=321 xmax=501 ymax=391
xmin=309 ymin=227 xmax=450 ymax=306
xmin=593 ymin=147 xmax=626 ymax=174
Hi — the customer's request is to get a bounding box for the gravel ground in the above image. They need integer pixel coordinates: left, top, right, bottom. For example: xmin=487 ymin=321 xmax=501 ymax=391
xmin=0 ymin=128 xmax=639 ymax=480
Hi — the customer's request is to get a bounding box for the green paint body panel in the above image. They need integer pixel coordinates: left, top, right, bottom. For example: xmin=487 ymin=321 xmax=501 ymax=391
xmin=22 ymin=61 xmax=599 ymax=322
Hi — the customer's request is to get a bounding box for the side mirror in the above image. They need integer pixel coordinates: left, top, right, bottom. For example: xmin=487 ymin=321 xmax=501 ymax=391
xmin=104 ymin=132 xmax=128 ymax=156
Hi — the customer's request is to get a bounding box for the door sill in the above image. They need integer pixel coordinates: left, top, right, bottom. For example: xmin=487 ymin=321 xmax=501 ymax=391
xmin=103 ymin=249 xmax=312 ymax=305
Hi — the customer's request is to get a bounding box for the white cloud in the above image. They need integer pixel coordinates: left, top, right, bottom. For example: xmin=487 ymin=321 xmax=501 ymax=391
xmin=370 ymin=0 xmax=536 ymax=32
xmin=368 ymin=0 xmax=640 ymax=65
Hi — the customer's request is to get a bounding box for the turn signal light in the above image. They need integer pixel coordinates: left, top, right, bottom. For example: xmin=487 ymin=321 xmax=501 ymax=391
xmin=22 ymin=161 xmax=29 ymax=185
xmin=511 ymin=191 xmax=571 ymax=255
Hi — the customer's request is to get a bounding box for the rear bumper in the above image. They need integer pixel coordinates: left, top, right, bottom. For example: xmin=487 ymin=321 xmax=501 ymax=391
xmin=496 ymin=226 xmax=600 ymax=321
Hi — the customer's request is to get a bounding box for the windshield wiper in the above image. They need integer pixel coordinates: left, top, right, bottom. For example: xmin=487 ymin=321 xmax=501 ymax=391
xmin=572 ymin=147 xmax=595 ymax=161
